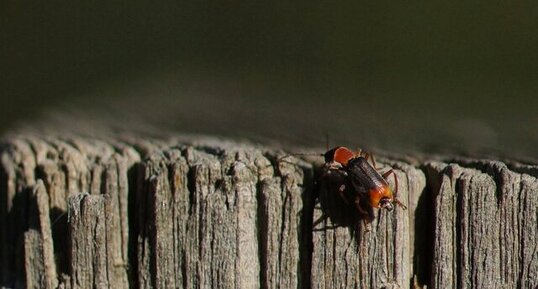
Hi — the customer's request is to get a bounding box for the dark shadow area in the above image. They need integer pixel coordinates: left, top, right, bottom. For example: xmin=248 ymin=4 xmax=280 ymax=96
xmin=49 ymin=207 xmax=69 ymax=276
xmin=255 ymin=180 xmax=269 ymax=289
xmin=33 ymin=166 xmax=70 ymax=278
xmin=33 ymin=166 xmax=69 ymax=278
xmin=415 ymin=164 xmax=439 ymax=288
xmin=127 ymin=163 xmax=141 ymax=289
xmin=299 ymin=164 xmax=315 ymax=289
xmin=311 ymin=162 xmax=371 ymax=250
xmin=0 ymin=144 xmax=32 ymax=288
xmin=315 ymin=163 xmax=374 ymax=230
xmin=2 ymin=186 xmax=30 ymax=288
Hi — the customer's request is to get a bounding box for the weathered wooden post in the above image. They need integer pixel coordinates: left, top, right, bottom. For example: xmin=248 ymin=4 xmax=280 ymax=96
xmin=0 ymin=133 xmax=536 ymax=289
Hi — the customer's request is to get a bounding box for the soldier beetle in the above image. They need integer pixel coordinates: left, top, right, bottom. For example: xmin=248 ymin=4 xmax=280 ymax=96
xmin=319 ymin=146 xmax=406 ymax=223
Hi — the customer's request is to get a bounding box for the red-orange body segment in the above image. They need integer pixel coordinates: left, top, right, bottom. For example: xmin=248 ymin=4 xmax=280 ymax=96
xmin=368 ymin=184 xmax=393 ymax=208
xmin=332 ymin=147 xmax=356 ymax=166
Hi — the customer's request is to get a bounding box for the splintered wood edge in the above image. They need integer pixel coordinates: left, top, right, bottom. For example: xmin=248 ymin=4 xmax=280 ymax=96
xmin=424 ymin=160 xmax=538 ymax=289
xmin=0 ymin=134 xmax=536 ymax=289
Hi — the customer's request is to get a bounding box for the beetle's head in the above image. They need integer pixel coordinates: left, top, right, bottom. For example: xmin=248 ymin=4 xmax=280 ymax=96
xmin=323 ymin=147 xmax=338 ymax=163
xmin=379 ymin=197 xmax=394 ymax=211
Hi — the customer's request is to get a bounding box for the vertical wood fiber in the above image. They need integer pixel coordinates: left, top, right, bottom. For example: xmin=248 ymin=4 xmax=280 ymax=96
xmin=0 ymin=134 xmax=536 ymax=289
xmin=426 ymin=161 xmax=538 ymax=289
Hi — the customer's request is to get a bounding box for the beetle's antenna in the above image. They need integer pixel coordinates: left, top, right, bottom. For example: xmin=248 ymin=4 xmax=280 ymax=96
xmin=363 ymin=152 xmax=380 ymax=170
xmin=277 ymin=152 xmax=324 ymax=162
xmin=282 ymin=152 xmax=323 ymax=158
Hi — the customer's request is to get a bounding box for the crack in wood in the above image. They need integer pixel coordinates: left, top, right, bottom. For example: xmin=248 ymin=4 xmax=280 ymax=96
xmin=0 ymin=134 xmax=536 ymax=288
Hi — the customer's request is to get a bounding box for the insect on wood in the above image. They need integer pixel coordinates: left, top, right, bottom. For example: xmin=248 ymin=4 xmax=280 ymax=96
xmin=316 ymin=146 xmax=407 ymax=226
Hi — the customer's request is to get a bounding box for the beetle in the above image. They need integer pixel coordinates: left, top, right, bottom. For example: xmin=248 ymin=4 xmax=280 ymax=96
xmin=319 ymin=146 xmax=406 ymax=222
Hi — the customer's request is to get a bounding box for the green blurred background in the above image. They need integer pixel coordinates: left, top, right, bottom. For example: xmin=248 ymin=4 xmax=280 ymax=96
xmin=2 ymin=1 xmax=538 ymax=159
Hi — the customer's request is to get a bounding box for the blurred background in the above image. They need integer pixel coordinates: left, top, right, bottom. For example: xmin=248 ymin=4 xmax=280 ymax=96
xmin=2 ymin=1 xmax=538 ymax=159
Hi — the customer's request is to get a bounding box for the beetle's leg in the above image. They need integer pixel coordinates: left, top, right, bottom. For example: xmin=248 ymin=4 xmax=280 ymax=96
xmin=393 ymin=198 xmax=407 ymax=210
xmin=337 ymin=184 xmax=353 ymax=204
xmin=354 ymin=198 xmax=369 ymax=217
xmin=355 ymin=198 xmax=373 ymax=231
xmin=382 ymin=169 xmax=407 ymax=210
xmin=324 ymin=163 xmax=351 ymax=204
xmin=363 ymin=151 xmax=380 ymax=170
xmin=312 ymin=213 xmax=330 ymax=228
xmin=276 ymin=153 xmax=324 ymax=166
xmin=382 ymin=169 xmax=397 ymax=194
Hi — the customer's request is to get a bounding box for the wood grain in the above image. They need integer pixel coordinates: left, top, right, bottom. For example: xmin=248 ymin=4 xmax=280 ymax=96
xmin=425 ymin=160 xmax=538 ymax=289
xmin=0 ymin=134 xmax=536 ymax=289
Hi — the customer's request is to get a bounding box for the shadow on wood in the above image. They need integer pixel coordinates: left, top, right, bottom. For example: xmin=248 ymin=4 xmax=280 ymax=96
xmin=0 ymin=134 xmax=536 ymax=289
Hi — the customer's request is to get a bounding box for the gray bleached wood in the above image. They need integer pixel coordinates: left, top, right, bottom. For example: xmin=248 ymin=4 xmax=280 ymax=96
xmin=24 ymin=180 xmax=57 ymax=289
xmin=135 ymin=145 xmax=310 ymax=289
xmin=0 ymin=135 xmax=138 ymax=289
xmin=425 ymin=160 xmax=538 ymax=289
xmin=0 ymin=133 xmax=536 ymax=289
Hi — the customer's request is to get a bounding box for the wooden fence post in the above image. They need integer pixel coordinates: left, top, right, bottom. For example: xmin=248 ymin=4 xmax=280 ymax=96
xmin=0 ymin=134 xmax=536 ymax=289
